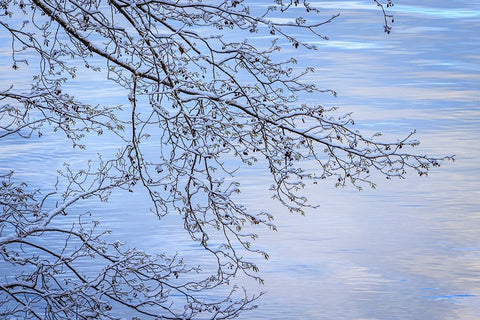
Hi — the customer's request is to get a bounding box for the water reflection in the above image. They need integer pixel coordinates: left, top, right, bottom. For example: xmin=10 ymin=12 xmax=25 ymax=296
xmin=1 ymin=0 xmax=480 ymax=319
xmin=233 ymin=1 xmax=480 ymax=318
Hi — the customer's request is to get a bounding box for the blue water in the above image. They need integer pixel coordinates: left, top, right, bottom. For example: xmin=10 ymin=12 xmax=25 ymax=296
xmin=1 ymin=1 xmax=480 ymax=319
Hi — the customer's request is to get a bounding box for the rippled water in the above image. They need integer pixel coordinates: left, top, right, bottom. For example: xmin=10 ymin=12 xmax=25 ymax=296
xmin=239 ymin=2 xmax=480 ymax=319
xmin=1 ymin=1 xmax=480 ymax=319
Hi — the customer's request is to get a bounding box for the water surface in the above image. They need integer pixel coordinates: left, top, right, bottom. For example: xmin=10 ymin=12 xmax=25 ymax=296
xmin=1 ymin=1 xmax=479 ymax=319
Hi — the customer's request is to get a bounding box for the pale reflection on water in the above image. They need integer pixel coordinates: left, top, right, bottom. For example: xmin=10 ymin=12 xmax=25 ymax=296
xmin=237 ymin=1 xmax=480 ymax=319
xmin=1 ymin=0 xmax=480 ymax=319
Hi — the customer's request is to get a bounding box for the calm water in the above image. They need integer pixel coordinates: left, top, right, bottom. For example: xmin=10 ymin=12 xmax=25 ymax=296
xmin=1 ymin=1 xmax=480 ymax=319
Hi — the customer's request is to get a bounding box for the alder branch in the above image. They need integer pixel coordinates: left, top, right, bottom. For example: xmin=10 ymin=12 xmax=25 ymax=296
xmin=0 ymin=0 xmax=453 ymax=318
